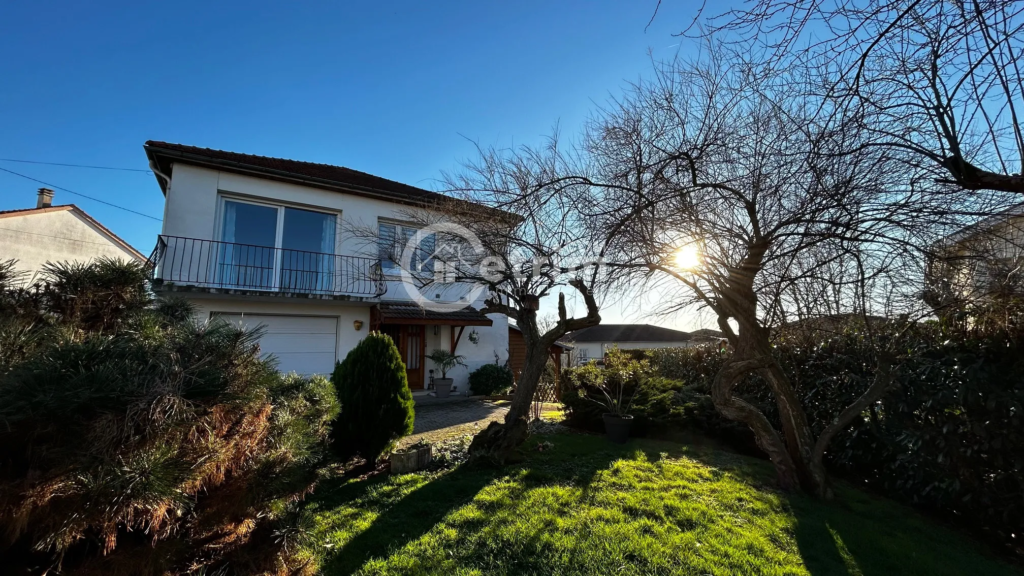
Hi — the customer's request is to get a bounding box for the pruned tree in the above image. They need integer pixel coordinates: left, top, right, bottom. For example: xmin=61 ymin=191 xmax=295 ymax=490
xmin=582 ymin=48 xmax=978 ymax=497
xmin=677 ymin=0 xmax=1024 ymax=194
xmin=375 ymin=137 xmax=606 ymax=461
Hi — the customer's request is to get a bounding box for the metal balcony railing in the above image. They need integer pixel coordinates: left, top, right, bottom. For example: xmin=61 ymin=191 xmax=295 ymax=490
xmin=149 ymin=235 xmax=386 ymax=298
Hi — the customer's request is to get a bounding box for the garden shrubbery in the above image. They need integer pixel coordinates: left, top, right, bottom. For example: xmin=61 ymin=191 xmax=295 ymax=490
xmin=560 ymin=323 xmax=1024 ymax=553
xmin=0 ymin=258 xmax=339 ymax=575
xmin=330 ymin=332 xmax=415 ymax=464
xmin=469 ymin=363 xmax=515 ymax=396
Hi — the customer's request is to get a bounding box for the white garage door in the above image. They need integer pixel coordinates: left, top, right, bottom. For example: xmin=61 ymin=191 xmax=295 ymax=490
xmin=214 ymin=314 xmax=338 ymax=375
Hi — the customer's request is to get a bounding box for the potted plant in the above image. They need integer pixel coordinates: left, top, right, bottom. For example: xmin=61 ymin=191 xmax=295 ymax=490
xmin=588 ymin=379 xmax=636 ymax=444
xmin=426 ymin=349 xmax=466 ymax=398
xmin=390 ymin=441 xmax=433 ymax=474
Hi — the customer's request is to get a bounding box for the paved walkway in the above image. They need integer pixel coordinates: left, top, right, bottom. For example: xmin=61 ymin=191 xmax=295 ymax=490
xmin=398 ymin=399 xmax=509 ymax=448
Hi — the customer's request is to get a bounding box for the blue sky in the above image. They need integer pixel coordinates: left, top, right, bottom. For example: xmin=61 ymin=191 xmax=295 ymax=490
xmin=0 ymin=0 xmax=714 ymax=329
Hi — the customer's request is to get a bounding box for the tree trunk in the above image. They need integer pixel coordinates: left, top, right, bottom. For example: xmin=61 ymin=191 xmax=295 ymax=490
xmin=758 ymin=348 xmax=832 ymax=498
xmin=711 ymin=338 xmax=803 ymax=491
xmin=468 ymin=332 xmax=549 ymax=463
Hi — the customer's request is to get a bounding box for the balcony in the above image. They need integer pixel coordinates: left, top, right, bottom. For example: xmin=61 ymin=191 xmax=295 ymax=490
xmin=148 ymin=235 xmax=386 ymax=299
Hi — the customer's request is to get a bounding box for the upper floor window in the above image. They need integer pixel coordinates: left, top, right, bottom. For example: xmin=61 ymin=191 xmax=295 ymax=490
xmin=378 ymin=221 xmax=435 ymax=275
xmin=219 ymin=198 xmax=337 ymax=291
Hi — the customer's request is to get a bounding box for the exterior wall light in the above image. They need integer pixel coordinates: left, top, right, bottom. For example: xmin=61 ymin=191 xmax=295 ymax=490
xmin=353 ymin=320 xmax=364 ymax=331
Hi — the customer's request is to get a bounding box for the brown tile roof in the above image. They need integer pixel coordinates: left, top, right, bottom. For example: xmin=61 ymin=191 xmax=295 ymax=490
xmin=144 ymin=141 xmax=507 ymax=216
xmin=565 ymin=324 xmax=693 ymax=343
xmin=0 ymin=204 xmax=145 ymax=262
xmin=0 ymin=205 xmax=74 ymax=218
xmin=377 ymin=303 xmax=493 ymax=326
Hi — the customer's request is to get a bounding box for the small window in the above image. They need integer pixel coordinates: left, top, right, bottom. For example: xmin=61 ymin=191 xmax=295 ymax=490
xmin=379 ymin=222 xmax=435 ymax=275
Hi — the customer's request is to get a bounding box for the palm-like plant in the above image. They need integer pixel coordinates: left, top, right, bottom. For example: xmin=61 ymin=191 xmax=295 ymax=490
xmin=426 ymin=349 xmax=467 ymax=379
xmin=0 ymin=258 xmax=338 ymax=574
xmin=587 ymin=378 xmax=637 ymax=417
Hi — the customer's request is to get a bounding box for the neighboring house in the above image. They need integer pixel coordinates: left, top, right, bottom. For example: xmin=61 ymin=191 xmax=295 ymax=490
xmin=925 ymin=203 xmax=1024 ymax=312
xmin=689 ymin=328 xmax=725 ymax=342
xmin=777 ymin=314 xmax=889 ymax=340
xmin=0 ymin=188 xmax=146 ymax=284
xmin=144 ymin=141 xmax=509 ymax=388
xmin=563 ymin=324 xmax=696 ymax=365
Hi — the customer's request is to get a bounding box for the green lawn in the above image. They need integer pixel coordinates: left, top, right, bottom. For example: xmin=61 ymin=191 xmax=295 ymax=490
xmin=298 ymin=433 xmax=1020 ymax=576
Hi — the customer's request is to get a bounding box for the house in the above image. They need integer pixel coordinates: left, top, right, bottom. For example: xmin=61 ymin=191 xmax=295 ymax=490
xmin=0 ymin=188 xmax=146 ymax=284
xmin=925 ymin=203 xmax=1024 ymax=312
xmin=144 ymin=141 xmax=509 ymax=390
xmin=563 ymin=324 xmax=696 ymax=365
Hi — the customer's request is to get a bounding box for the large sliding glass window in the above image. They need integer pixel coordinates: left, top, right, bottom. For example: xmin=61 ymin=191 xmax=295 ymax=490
xmin=219 ymin=201 xmax=278 ymax=288
xmin=218 ymin=198 xmax=337 ymax=292
xmin=280 ymin=207 xmax=336 ymax=292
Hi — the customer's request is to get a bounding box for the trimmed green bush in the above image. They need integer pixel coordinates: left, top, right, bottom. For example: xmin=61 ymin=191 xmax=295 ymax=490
xmin=468 ymin=363 xmax=515 ymax=396
xmin=330 ymin=332 xmax=415 ymax=463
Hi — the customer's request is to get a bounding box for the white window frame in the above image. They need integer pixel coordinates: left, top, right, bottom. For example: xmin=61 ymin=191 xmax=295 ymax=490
xmin=214 ymin=195 xmax=340 ymax=291
xmin=378 ymin=219 xmax=436 ymax=277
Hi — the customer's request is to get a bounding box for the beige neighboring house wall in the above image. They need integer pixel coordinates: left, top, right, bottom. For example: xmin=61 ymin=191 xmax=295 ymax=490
xmin=927 ymin=206 xmax=1024 ymax=308
xmin=0 ymin=204 xmax=146 ymax=286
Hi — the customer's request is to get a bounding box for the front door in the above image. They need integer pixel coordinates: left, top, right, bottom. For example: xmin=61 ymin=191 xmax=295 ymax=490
xmin=381 ymin=324 xmax=425 ymax=389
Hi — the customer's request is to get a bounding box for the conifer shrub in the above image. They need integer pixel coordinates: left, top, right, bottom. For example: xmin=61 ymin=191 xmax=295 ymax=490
xmin=330 ymin=332 xmax=415 ymax=464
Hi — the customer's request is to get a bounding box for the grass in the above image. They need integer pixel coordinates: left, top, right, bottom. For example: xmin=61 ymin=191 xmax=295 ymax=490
xmin=298 ymin=433 xmax=1021 ymax=575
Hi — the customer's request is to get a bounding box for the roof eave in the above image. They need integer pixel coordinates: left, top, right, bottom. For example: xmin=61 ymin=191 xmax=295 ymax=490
xmin=144 ymin=143 xmax=515 ymax=219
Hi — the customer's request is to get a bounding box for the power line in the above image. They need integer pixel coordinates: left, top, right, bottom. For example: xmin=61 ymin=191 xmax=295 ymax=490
xmin=0 ymin=158 xmax=152 ymax=173
xmin=0 ymin=166 xmax=162 ymax=222
xmin=0 ymin=226 xmax=146 ymax=251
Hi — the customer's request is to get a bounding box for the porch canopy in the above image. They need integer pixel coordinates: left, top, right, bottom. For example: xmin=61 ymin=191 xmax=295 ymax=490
xmin=373 ymin=303 xmax=493 ymax=326
xmin=371 ymin=303 xmax=493 ymax=353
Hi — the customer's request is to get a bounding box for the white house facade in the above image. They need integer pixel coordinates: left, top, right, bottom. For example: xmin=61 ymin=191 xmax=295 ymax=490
xmin=564 ymin=324 xmax=698 ymax=365
xmin=0 ymin=189 xmax=146 ymax=285
xmin=145 ymin=141 xmax=509 ymax=391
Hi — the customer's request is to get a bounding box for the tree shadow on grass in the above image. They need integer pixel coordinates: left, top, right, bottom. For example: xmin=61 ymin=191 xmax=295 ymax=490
xmin=663 ymin=439 xmax=1022 ymax=576
xmin=316 ymin=434 xmax=661 ymax=575
xmin=788 ymin=485 xmax=1022 ymax=576
xmin=318 ymin=462 xmax=498 ymax=575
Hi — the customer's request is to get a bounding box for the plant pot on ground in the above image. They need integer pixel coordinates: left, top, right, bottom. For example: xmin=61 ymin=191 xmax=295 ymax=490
xmin=390 ymin=443 xmax=433 ymax=474
xmin=434 ymin=379 xmax=453 ymax=398
xmin=426 ymin=349 xmax=466 ymax=399
xmin=583 ymin=356 xmax=637 ymax=443
xmin=602 ymin=413 xmax=634 ymax=444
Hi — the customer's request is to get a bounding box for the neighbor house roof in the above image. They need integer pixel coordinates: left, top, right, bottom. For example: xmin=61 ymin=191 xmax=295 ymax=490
xmin=565 ymin=324 xmax=692 ymax=343
xmin=0 ymin=204 xmax=146 ymax=262
xmin=144 ymin=141 xmax=513 ymax=218
xmin=941 ymin=202 xmax=1024 ymax=247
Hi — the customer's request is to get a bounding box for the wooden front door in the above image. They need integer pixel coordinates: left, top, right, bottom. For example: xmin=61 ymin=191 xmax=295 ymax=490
xmin=381 ymin=324 xmax=425 ymax=389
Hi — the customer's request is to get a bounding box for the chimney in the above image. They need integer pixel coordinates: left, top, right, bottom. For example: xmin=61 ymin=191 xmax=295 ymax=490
xmin=36 ymin=188 xmax=54 ymax=208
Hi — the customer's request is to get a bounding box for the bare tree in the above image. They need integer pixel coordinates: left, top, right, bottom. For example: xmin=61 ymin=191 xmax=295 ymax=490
xmin=382 ymin=138 xmax=605 ymax=461
xmin=582 ymin=48 xmax=967 ymax=497
xmin=681 ymin=0 xmax=1024 ymax=194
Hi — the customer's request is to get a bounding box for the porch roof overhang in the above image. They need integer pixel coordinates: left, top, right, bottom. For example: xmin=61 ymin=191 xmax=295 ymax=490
xmin=375 ymin=303 xmax=493 ymax=326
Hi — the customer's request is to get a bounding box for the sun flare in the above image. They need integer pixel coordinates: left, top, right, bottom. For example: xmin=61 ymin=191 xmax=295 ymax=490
xmin=674 ymin=244 xmax=702 ymax=270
